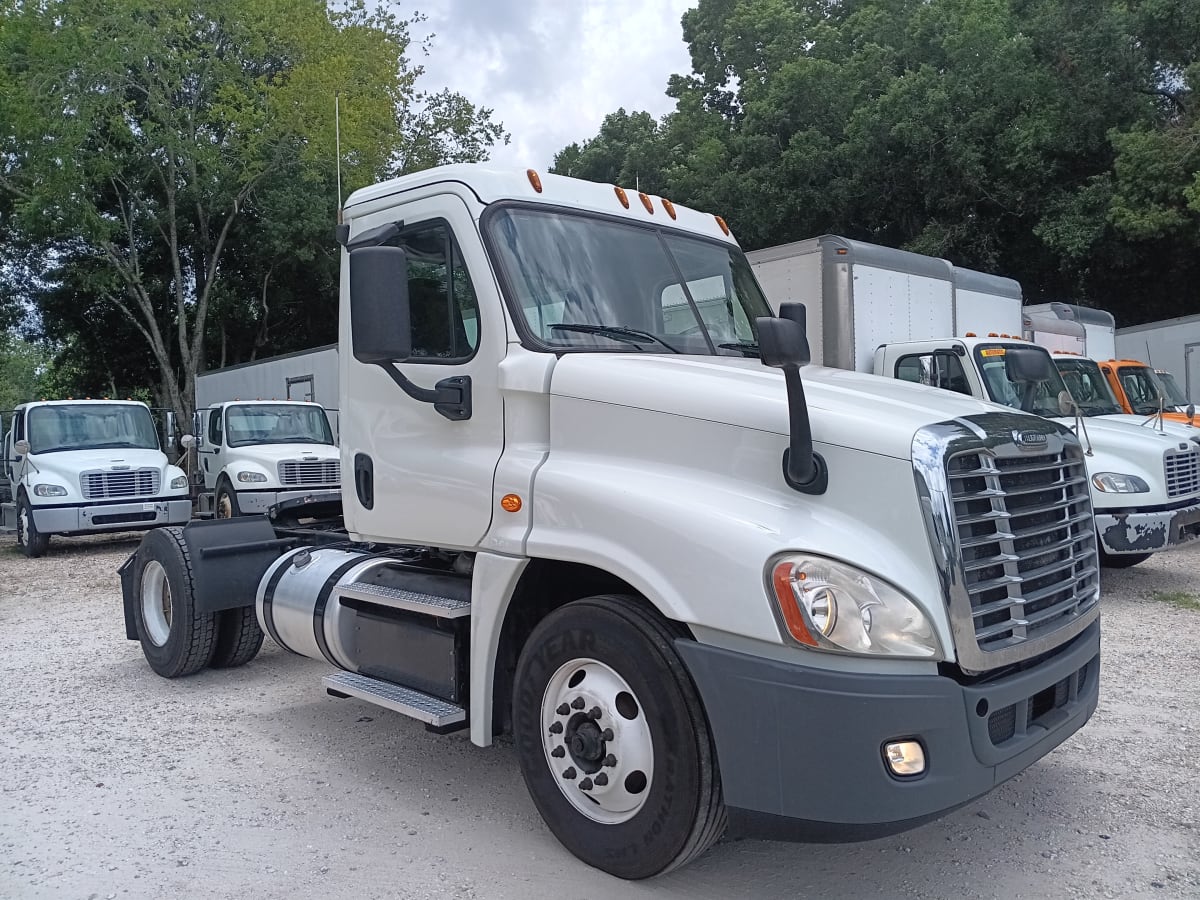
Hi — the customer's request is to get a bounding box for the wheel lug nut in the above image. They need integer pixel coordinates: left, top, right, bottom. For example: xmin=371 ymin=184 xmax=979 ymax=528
xmin=603 ymin=754 xmax=617 ymax=768
xmin=548 ymin=722 xmax=563 ymax=734
xmin=579 ymin=777 xmax=593 ymax=791
xmin=556 ymin=703 xmax=570 ymax=716
xmin=571 ymin=697 xmax=586 ymax=710
xmin=601 ymin=728 xmax=614 ymax=741
xmin=594 ymin=773 xmax=608 ymax=786
xmin=551 ymin=746 xmax=565 ymax=758
xmin=562 ymin=767 xmax=576 ymax=780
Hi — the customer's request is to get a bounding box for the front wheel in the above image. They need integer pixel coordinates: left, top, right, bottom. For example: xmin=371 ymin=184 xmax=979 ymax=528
xmin=513 ymin=595 xmax=726 ymax=879
xmin=16 ymin=495 xmax=50 ymax=558
xmin=1098 ymin=547 xmax=1152 ymax=568
xmin=215 ymin=480 xmax=241 ymax=519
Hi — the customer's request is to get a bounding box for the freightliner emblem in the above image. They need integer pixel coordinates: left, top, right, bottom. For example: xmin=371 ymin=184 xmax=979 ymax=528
xmin=1012 ymin=430 xmax=1048 ymax=451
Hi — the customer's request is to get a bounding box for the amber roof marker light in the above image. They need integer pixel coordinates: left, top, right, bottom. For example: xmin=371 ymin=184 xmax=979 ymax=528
xmin=715 ymin=215 xmax=731 ymax=236
xmin=613 ymin=185 xmax=630 ymax=208
xmin=526 ymin=169 xmax=543 ymax=193
xmin=638 ymin=191 xmax=655 ymax=214
xmin=661 ymin=198 xmax=677 ymax=220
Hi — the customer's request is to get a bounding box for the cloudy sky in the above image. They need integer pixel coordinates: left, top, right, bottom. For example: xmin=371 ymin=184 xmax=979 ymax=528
xmin=408 ymin=1 xmax=699 ymax=169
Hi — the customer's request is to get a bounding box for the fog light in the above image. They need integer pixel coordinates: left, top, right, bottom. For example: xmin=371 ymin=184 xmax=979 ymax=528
xmin=884 ymin=740 xmax=926 ymax=777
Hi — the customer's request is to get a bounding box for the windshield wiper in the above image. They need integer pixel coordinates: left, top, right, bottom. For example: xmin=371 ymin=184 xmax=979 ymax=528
xmin=550 ymin=324 xmax=681 ymax=353
xmin=718 ymin=341 xmax=760 ymax=357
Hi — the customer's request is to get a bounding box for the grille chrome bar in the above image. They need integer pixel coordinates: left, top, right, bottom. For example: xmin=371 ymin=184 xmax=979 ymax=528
xmin=80 ymin=468 xmax=161 ymax=500
xmin=1165 ymin=448 xmax=1199 ymax=498
xmin=278 ymin=459 xmax=341 ymax=487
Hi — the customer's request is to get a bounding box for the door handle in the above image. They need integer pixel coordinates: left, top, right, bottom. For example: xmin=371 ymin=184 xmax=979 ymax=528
xmin=354 ymin=453 xmax=374 ymax=509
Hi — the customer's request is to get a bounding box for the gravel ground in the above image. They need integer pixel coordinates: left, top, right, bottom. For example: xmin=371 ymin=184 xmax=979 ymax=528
xmin=0 ymin=531 xmax=1197 ymax=900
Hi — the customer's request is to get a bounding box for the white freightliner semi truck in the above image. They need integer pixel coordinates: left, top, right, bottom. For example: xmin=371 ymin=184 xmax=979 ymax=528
xmin=1 ymin=400 xmax=191 ymax=556
xmin=191 ymin=399 xmax=341 ymax=518
xmin=119 ymin=167 xmax=1101 ymax=878
xmin=748 ymin=236 xmax=1200 ymax=568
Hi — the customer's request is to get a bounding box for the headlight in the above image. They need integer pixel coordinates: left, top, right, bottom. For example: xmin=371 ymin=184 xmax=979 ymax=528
xmin=237 ymin=471 xmax=268 ymax=483
xmin=33 ymin=483 xmax=68 ymax=497
xmin=1091 ymin=473 xmax=1150 ymax=493
xmin=768 ymin=555 xmax=941 ymax=658
xmin=170 ymin=475 xmax=188 ymax=490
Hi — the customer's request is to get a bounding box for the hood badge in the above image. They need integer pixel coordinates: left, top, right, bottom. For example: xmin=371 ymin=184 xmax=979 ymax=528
xmin=1012 ymin=430 xmax=1048 ymax=451
xmin=110 ymin=464 xmax=131 ymax=470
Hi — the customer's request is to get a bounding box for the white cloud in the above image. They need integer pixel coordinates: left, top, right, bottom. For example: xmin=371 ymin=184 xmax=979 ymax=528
xmin=406 ymin=1 xmax=698 ymax=169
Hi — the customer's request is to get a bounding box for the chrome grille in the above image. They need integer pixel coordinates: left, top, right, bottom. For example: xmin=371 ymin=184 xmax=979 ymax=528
xmin=947 ymin=446 xmax=1098 ymax=652
xmin=80 ymin=468 xmax=161 ymax=499
xmin=278 ymin=459 xmax=340 ymax=487
xmin=1165 ymin=447 xmax=1200 ymax=498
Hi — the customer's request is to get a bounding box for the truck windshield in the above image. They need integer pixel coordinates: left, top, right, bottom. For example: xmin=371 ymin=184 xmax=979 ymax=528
xmin=974 ymin=345 xmax=1074 ymax=417
xmin=225 ymin=404 xmax=334 ymax=447
xmin=1117 ymin=365 xmax=1171 ymax=415
xmin=1052 ymin=358 xmax=1123 ymax=416
xmin=1154 ymin=370 xmax=1189 ymax=407
xmin=27 ymin=404 xmax=159 ymax=454
xmin=486 ymin=207 xmax=771 ymax=355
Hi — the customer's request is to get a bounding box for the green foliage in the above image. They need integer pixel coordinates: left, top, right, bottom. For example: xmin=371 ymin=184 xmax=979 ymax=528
xmin=0 ymin=0 xmax=506 ymax=410
xmin=1150 ymin=590 xmax=1200 ymax=611
xmin=0 ymin=332 xmax=46 ymax=409
xmin=555 ymin=0 xmax=1200 ymax=324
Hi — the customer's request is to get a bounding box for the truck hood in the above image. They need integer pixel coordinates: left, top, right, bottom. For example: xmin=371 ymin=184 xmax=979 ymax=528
xmin=1094 ymin=414 xmax=1200 ymax=443
xmin=224 ymin=444 xmax=339 ymax=465
xmin=550 ymin=354 xmax=1017 ymax=461
xmin=28 ymin=447 xmax=168 ymax=470
xmin=1052 ymin=415 xmax=1200 ymax=455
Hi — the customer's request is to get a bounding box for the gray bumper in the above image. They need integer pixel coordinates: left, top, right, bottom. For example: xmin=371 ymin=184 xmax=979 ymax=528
xmin=236 ymin=487 xmax=339 ymax=514
xmin=675 ymin=621 xmax=1099 ymax=839
xmin=1095 ymin=501 xmax=1200 ymax=555
xmin=32 ymin=498 xmax=192 ymax=535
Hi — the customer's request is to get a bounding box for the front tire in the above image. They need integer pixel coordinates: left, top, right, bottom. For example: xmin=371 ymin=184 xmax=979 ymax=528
xmin=16 ymin=494 xmax=50 ymax=558
xmin=513 ymin=595 xmax=726 ymax=879
xmin=133 ymin=527 xmax=216 ymax=677
xmin=1098 ymin=547 xmax=1152 ymax=568
xmin=215 ymin=479 xmax=240 ymax=519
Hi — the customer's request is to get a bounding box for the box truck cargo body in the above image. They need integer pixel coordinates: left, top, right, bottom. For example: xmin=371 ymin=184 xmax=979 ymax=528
xmin=1116 ymin=314 xmax=1200 ymax=404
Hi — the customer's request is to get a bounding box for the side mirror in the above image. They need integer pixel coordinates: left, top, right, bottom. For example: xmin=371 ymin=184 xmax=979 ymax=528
xmin=1186 ymin=404 xmax=1195 ymax=426
xmin=180 ymin=434 xmax=196 ymax=449
xmin=350 ymin=245 xmax=412 ymax=364
xmin=1004 ymin=347 xmax=1053 ymax=384
xmin=165 ymin=410 xmax=178 ymax=444
xmin=15 ymin=439 xmax=30 ymax=456
xmin=758 ymin=302 xmax=811 ymax=368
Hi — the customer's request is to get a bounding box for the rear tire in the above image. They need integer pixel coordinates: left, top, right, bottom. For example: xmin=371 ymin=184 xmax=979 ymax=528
xmin=16 ymin=494 xmax=50 ymax=558
xmin=513 ymin=595 xmax=726 ymax=879
xmin=133 ymin=526 xmax=216 ymax=677
xmin=210 ymin=606 xmax=265 ymax=668
xmin=1098 ymin=547 xmax=1152 ymax=568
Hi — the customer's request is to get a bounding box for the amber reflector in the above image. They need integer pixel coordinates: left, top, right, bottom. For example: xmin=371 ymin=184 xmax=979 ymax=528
xmin=661 ymin=198 xmax=677 ymax=219
xmin=638 ymin=192 xmax=654 ymax=214
xmin=501 ymin=494 xmax=523 ymax=513
xmin=715 ymin=215 xmax=731 ymax=235
xmin=771 ymin=562 xmax=818 ymax=647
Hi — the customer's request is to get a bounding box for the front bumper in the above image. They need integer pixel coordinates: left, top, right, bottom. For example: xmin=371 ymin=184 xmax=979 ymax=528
xmin=32 ymin=498 xmax=192 ymax=535
xmin=675 ymin=621 xmax=1099 ymax=840
xmin=236 ymin=487 xmax=340 ymax=514
xmin=1095 ymin=500 xmax=1200 ymax=555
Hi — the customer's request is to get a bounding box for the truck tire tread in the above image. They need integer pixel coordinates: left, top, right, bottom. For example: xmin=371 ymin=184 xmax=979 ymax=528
xmin=134 ymin=526 xmax=216 ymax=677
xmin=210 ymin=606 xmax=265 ymax=669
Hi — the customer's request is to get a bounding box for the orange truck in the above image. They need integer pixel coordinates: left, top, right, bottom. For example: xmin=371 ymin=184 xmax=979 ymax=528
xmin=1098 ymin=359 xmax=1196 ymax=425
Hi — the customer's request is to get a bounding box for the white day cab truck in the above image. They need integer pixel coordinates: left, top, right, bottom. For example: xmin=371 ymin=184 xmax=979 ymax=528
xmin=1 ymin=400 xmax=190 ymax=557
xmin=119 ymin=166 xmax=1101 ymax=878
xmin=749 ymin=237 xmax=1200 ymax=568
xmin=191 ymin=400 xmax=341 ymax=518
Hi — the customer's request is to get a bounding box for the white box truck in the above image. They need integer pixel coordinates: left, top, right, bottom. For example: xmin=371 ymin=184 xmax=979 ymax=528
xmin=2 ymin=400 xmax=191 ymax=556
xmin=117 ymin=167 xmax=1100 ymax=878
xmin=1117 ymin=313 xmax=1200 ymax=405
xmin=748 ymin=235 xmax=1200 ymax=567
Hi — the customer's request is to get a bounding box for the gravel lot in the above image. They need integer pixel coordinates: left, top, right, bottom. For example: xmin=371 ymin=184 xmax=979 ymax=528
xmin=1 ymin=531 xmax=1197 ymax=900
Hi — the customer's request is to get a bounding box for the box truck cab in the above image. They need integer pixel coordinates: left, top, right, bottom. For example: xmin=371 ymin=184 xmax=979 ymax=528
xmin=2 ymin=400 xmax=190 ymax=557
xmin=119 ymin=167 xmax=1100 ymax=878
xmin=193 ymin=400 xmax=340 ymax=518
xmin=746 ymin=235 xmax=1200 ymax=568
xmin=1050 ymin=353 xmax=1198 ymax=434
xmin=1098 ymin=359 xmax=1195 ymax=421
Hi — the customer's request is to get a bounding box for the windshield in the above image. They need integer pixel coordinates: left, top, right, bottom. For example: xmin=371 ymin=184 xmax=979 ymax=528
xmin=487 ymin=207 xmax=771 ymax=355
xmin=1117 ymin=365 xmax=1171 ymax=415
xmin=974 ymin=344 xmax=1073 ymax=417
xmin=1053 ymin=358 xmax=1123 ymax=416
xmin=28 ymin=403 xmax=159 ymax=454
xmin=225 ymin=404 xmax=334 ymax=448
xmin=1154 ymin=371 xmax=1189 ymax=407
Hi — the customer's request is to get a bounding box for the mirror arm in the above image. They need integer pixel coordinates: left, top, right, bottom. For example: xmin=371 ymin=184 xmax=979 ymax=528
xmin=375 ymin=363 xmax=472 ymax=421
xmin=779 ymin=365 xmax=828 ymax=494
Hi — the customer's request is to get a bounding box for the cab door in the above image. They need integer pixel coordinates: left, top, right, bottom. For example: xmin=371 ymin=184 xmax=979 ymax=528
xmin=196 ymin=408 xmax=225 ymax=490
xmin=341 ymin=191 xmax=506 ymax=549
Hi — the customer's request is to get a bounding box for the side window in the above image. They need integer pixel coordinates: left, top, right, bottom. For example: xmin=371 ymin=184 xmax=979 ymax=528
xmin=208 ymin=409 xmax=223 ymax=446
xmin=895 ymin=352 xmax=971 ymax=396
xmin=390 ymin=221 xmax=480 ymax=362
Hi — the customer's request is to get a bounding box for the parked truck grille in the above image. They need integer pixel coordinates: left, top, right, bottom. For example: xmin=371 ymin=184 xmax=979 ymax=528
xmin=946 ymin=446 xmax=1098 ymax=652
xmin=278 ymin=459 xmax=340 ymax=486
xmin=1164 ymin=447 xmax=1200 ymax=498
xmin=80 ymin=468 xmax=161 ymax=499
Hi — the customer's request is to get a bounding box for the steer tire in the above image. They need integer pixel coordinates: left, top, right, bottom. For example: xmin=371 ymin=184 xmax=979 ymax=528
xmin=210 ymin=606 xmax=265 ymax=669
xmin=215 ymin=479 xmax=241 ymax=519
xmin=513 ymin=594 xmax=726 ymax=879
xmin=133 ymin=526 xmax=217 ymax=678
xmin=1098 ymin=549 xmax=1152 ymax=569
xmin=16 ymin=494 xmax=50 ymax=558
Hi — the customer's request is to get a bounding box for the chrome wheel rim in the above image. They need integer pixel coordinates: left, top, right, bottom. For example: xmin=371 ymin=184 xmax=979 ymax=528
xmin=541 ymin=658 xmax=654 ymax=824
xmin=140 ymin=560 xmax=172 ymax=647
xmin=216 ymin=492 xmax=232 ymax=519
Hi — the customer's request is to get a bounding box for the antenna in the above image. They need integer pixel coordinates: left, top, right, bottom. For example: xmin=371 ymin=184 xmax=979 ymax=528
xmin=335 ymin=92 xmax=343 ymax=225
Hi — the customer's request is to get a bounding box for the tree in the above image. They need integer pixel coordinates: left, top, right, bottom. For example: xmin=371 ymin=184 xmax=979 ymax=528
xmin=0 ymin=331 xmax=46 ymax=410
xmin=0 ymin=0 xmax=506 ymax=412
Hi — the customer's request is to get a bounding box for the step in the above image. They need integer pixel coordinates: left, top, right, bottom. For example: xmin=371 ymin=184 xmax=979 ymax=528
xmin=323 ymin=671 xmax=466 ymax=729
xmin=335 ymin=580 xmax=471 ymax=619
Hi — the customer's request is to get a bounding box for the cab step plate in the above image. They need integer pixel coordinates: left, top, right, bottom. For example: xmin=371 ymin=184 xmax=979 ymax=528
xmin=323 ymin=671 xmax=466 ymax=728
xmin=336 ymin=581 xmax=471 ymax=618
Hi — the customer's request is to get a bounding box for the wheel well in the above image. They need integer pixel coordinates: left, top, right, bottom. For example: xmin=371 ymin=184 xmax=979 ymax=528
xmin=490 ymin=559 xmax=691 ymax=737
